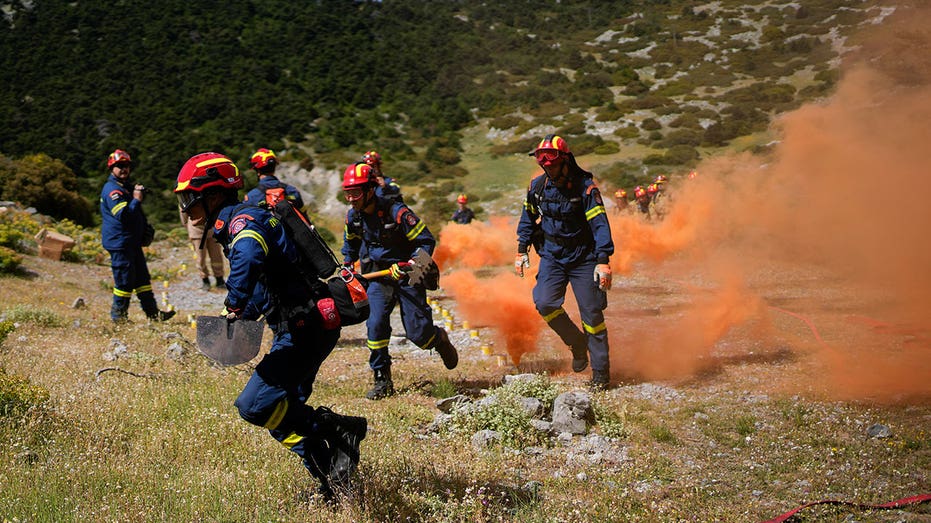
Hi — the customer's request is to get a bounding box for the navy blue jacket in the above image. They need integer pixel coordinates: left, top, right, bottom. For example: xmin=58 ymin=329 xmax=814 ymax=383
xmin=341 ymin=196 xmax=435 ymax=267
xmin=212 ymin=204 xmax=312 ymax=317
xmin=100 ymin=174 xmax=145 ymax=251
xmin=243 ymin=175 xmax=304 ymax=210
xmin=517 ymin=169 xmax=614 ymax=265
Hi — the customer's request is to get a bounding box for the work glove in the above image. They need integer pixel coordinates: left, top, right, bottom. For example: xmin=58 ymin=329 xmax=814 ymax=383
xmin=221 ymin=305 xmax=242 ymax=323
xmin=594 ymin=264 xmax=612 ymax=291
xmin=388 ymin=262 xmax=411 ymax=281
xmin=515 ymin=253 xmax=530 ymax=278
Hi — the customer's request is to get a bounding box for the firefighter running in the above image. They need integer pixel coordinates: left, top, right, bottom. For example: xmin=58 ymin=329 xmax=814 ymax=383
xmin=340 ymin=162 xmax=458 ymax=399
xmin=516 ymin=135 xmax=614 ymax=388
xmin=175 ymin=152 xmax=365 ymax=502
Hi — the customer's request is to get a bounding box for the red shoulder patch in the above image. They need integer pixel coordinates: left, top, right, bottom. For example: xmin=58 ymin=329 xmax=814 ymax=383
xmin=229 ymin=214 xmax=253 ymax=236
xmin=404 ymin=212 xmax=418 ymax=227
xmin=214 ymin=219 xmax=225 ymax=230
xmin=593 ymin=189 xmax=603 ymax=205
xmin=109 ymin=189 xmax=122 ymax=201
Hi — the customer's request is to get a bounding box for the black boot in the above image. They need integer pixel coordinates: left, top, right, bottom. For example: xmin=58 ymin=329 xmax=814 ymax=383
xmin=366 ymin=368 xmax=394 ymax=400
xmin=201 ymin=278 xmax=211 ymax=291
xmin=589 ymin=369 xmax=610 ymax=390
xmin=147 ymin=309 xmax=176 ymax=322
xmin=433 ymin=327 xmax=458 ymax=370
xmin=215 ymin=276 xmax=226 ymax=289
xmin=570 ymin=344 xmax=589 ymax=373
xmin=315 ymin=407 xmax=368 ymax=490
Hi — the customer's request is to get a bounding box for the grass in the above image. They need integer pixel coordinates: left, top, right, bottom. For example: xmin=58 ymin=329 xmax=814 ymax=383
xmin=1 ymin=251 xmax=930 ymax=522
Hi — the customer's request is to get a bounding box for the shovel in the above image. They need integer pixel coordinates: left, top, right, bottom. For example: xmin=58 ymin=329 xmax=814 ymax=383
xmin=361 ymin=248 xmax=437 ymax=288
xmin=195 ymin=316 xmax=265 ymax=366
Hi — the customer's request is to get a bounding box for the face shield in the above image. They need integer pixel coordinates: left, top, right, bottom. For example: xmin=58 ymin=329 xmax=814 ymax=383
xmin=177 ymin=191 xmax=203 ymax=213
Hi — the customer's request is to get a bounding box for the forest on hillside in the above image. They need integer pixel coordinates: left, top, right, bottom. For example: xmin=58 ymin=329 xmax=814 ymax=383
xmin=0 ymin=0 xmax=878 ymax=224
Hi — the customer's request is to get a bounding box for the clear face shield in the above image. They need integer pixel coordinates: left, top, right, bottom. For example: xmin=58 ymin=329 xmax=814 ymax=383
xmin=177 ymin=191 xmax=202 ymax=213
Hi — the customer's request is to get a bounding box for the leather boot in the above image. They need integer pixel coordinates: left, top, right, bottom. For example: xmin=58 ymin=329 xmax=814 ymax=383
xmin=570 ymin=344 xmax=589 ymax=373
xmin=433 ymin=327 xmax=458 ymax=370
xmin=589 ymin=369 xmax=610 ymax=390
xmin=201 ymin=278 xmax=211 ymax=291
xmin=366 ymin=367 xmax=394 ymax=400
xmin=315 ymin=407 xmax=368 ymax=490
xmin=147 ymin=309 xmax=177 ymax=322
xmin=215 ymin=276 xmax=226 ymax=289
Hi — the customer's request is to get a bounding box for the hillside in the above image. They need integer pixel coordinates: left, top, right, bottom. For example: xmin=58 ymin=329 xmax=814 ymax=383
xmin=0 ymin=0 xmax=890 ymax=227
xmin=2 ymin=1 xmax=931 ymax=521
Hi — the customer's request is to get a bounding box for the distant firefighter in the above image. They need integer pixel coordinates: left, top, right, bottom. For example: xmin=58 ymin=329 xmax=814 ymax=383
xmin=613 ymin=188 xmax=629 ymax=214
xmin=450 ymin=193 xmax=475 ymax=224
xmin=634 ymin=185 xmax=651 ymax=219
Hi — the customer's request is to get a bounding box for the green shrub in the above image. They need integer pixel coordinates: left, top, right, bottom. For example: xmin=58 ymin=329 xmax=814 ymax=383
xmin=0 ymin=366 xmax=50 ymax=420
xmin=2 ymin=305 xmax=64 ymax=328
xmin=593 ymin=142 xmax=620 ymax=155
xmin=0 ymin=320 xmax=13 ymax=346
xmin=0 ymin=246 xmax=22 ymax=273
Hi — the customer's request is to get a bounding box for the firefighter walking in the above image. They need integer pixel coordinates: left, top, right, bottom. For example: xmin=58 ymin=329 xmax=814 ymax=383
xmin=515 ymin=135 xmax=614 ymax=388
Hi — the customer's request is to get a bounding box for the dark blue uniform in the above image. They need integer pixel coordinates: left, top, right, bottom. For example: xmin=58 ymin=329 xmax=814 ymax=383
xmin=451 ymin=207 xmax=475 ymax=224
xmin=376 ymin=175 xmax=402 ymax=201
xmin=516 ymin=168 xmax=614 ymax=376
xmin=212 ymin=204 xmax=339 ymax=477
xmin=341 ymin=196 xmax=438 ymax=371
xmin=99 ymin=174 xmax=159 ymax=321
xmin=243 ymin=175 xmax=304 ymax=210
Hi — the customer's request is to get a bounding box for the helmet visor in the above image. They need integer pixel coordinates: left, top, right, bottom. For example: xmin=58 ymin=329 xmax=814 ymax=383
xmin=344 ymin=187 xmax=365 ymax=202
xmin=535 ymin=149 xmax=560 ymax=164
xmin=177 ymin=192 xmax=202 ymax=213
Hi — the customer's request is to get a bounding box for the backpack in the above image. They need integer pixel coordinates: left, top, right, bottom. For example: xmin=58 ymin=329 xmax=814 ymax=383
xmin=272 ymin=201 xmax=369 ymax=326
xmin=264 ymin=187 xmax=287 ymax=208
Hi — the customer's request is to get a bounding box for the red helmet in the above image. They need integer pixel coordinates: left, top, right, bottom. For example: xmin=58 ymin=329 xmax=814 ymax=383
xmin=615 ymin=189 xmax=627 ymax=198
xmin=655 ymin=175 xmax=668 ymax=184
xmin=249 ymin=148 xmax=277 ymax=171
xmin=688 ymin=170 xmax=698 ymax=180
xmin=634 ymin=186 xmax=646 ymax=198
xmin=342 ymin=162 xmax=375 ymax=203
xmin=530 ymin=134 xmax=570 ymax=164
xmin=647 ymin=183 xmax=659 ymax=194
xmin=361 ymin=150 xmax=382 ymax=168
xmin=175 ymin=153 xmax=242 ymax=210
xmin=456 ymin=193 xmax=468 ymax=204
xmin=107 ymin=149 xmax=132 ymax=168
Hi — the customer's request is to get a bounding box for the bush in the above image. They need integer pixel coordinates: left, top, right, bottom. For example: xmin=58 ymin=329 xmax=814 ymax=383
xmin=0 ymin=320 xmax=13 ymax=346
xmin=0 ymin=366 xmax=50 ymax=421
xmin=6 ymin=154 xmax=93 ymax=225
xmin=0 ymin=246 xmax=23 ymax=274
xmin=2 ymin=305 xmax=64 ymax=328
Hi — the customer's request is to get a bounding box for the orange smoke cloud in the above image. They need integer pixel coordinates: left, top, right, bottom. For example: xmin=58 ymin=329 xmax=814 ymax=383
xmin=435 ymin=217 xmax=515 ymax=270
xmin=442 ymin=270 xmax=540 ymax=365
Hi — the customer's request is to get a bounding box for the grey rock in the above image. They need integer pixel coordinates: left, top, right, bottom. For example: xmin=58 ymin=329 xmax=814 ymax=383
xmin=518 ymin=396 xmax=544 ymax=418
xmin=530 ymin=419 xmax=553 ymax=434
xmin=502 ymin=373 xmax=538 ymax=386
xmin=436 ymin=394 xmax=471 ymax=414
xmin=551 ymin=391 xmax=592 ymax=435
xmin=867 ymin=423 xmax=892 ymax=438
xmin=165 ymin=342 xmax=186 ymax=360
xmin=425 ymin=413 xmax=453 ymax=433
xmin=471 ymin=429 xmax=501 ymax=450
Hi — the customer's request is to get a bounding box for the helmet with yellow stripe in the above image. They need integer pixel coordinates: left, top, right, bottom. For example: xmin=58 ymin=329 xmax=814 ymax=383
xmin=174 ymin=152 xmax=242 ymax=211
xmin=249 ymin=148 xmax=277 ymax=173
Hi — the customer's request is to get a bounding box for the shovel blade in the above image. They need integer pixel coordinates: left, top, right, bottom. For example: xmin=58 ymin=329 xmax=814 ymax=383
xmin=195 ymin=316 xmax=264 ymax=366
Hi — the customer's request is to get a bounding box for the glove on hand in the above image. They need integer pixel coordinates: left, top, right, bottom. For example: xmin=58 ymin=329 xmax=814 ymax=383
xmin=594 ymin=264 xmax=612 ymax=291
xmin=221 ymin=305 xmax=242 ymax=322
xmin=388 ymin=262 xmax=411 ymax=281
xmin=515 ymin=253 xmax=530 ymax=278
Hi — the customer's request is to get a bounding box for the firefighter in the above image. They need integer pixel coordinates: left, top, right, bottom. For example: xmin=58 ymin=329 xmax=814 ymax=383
xmin=340 ymin=162 xmax=458 ymax=399
xmin=613 ymin=188 xmax=629 ymax=214
xmin=179 ymin=205 xmax=226 ymax=290
xmin=361 ymin=150 xmax=403 ymax=201
xmin=175 ymin=152 xmax=365 ymax=501
xmin=651 ymin=175 xmax=669 ymax=219
xmin=515 ymin=135 xmax=614 ymax=388
xmin=243 ymin=148 xmax=305 ymax=210
xmin=99 ymin=149 xmax=175 ymax=323
xmin=634 ymin=185 xmax=651 ymax=219
xmin=450 ymin=193 xmax=475 ymax=224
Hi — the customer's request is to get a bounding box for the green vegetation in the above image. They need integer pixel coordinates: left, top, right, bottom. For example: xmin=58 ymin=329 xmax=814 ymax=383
xmin=0 ymin=0 xmax=880 ymax=227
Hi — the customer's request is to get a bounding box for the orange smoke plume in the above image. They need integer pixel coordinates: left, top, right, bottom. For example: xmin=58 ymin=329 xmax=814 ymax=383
xmin=442 ymin=270 xmax=540 ymax=365
xmin=435 ymin=217 xmax=515 ymax=270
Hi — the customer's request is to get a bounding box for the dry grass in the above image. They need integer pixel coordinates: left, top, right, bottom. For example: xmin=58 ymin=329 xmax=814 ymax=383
xmin=1 ymin=249 xmax=929 ymax=523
